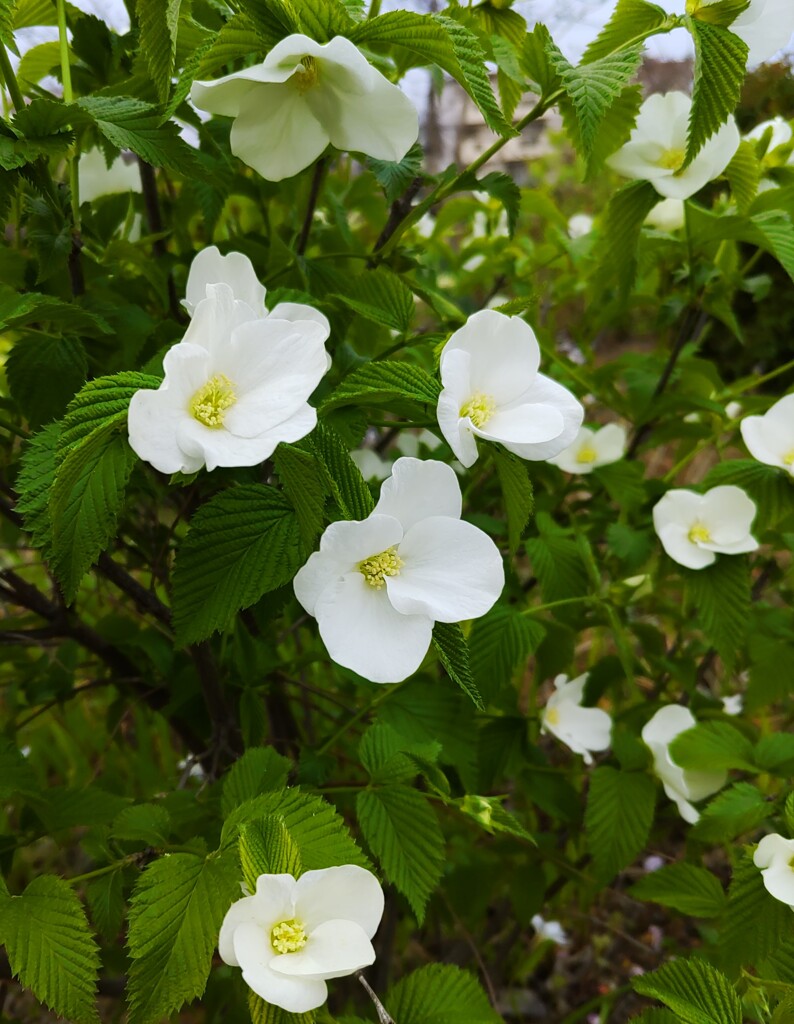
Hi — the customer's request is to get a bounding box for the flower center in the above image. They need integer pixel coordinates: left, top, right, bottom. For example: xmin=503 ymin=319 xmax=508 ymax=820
xmin=460 ymin=393 xmax=497 ymax=429
xmin=189 ymin=374 xmax=236 ymax=429
xmin=359 ymin=547 xmax=404 ymax=589
xmin=657 ymin=148 xmax=685 ymax=171
xmin=293 ymin=56 xmax=319 ymax=94
xmin=271 ymin=919 xmax=307 ymax=955
xmin=688 ymin=522 xmax=712 ymax=544
xmin=576 ymin=444 xmax=599 ymax=465
xmin=545 ymin=707 xmax=560 ymax=726
xmin=783 ymin=449 xmax=794 ymax=466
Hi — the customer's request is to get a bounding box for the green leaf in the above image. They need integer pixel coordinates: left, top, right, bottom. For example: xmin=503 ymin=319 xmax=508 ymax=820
xmin=683 ymin=556 xmax=751 ymax=670
xmin=0 ymin=741 xmax=40 ymax=800
xmin=493 ymin=446 xmax=534 ymax=554
xmin=331 ymin=267 xmax=415 ymax=332
xmin=594 ymin=180 xmax=660 ymax=294
xmin=321 ymin=360 xmax=441 ymax=413
xmin=136 ymin=0 xmax=181 ymax=103
xmin=702 ymin=457 xmax=793 ymax=530
xmin=0 ymin=875 xmax=100 ymax=1024
xmin=38 ymin=785 xmax=129 ymax=831
xmin=720 ymin=850 xmax=794 ymax=972
xmin=59 ymin=371 xmax=161 ymax=460
xmin=112 ymin=804 xmax=171 ymax=846
xmin=221 ymin=747 xmax=292 ymax=816
xmin=521 ymin=23 xmax=560 ymax=95
xmin=432 ymin=622 xmax=483 ymax=709
xmin=456 ymin=794 xmax=535 ymax=843
xmin=460 ymin=168 xmax=521 ymax=236
xmin=239 ymin=816 xmax=301 ymax=888
xmin=690 ymin=783 xmax=770 ymax=842
xmin=384 ymin=963 xmax=501 ymax=1024
xmin=526 ymin=518 xmax=589 ymax=606
xmin=249 ymin=991 xmax=314 ymax=1024
xmin=357 ymin=784 xmax=444 ymax=922
xmin=633 ymin=957 xmax=742 ymax=1024
xmin=368 ymin=142 xmax=423 ymax=205
xmin=273 ymin=443 xmax=328 ymax=548
xmin=724 ymin=139 xmax=760 ymax=213
xmin=172 ymin=485 xmax=305 ymax=646
xmin=49 ymin=421 xmax=137 ymax=603
xmin=15 ymin=421 xmax=59 ymax=557
xmin=77 ymin=96 xmax=198 ymax=174
xmin=582 ymin=0 xmax=672 ymax=62
xmin=194 ymin=14 xmax=265 ymax=79
xmin=585 ymin=767 xmax=656 ymax=882
xmin=126 ymin=851 xmax=240 ymax=1024
xmin=668 ymin=720 xmax=756 ymax=773
xmin=85 ymin=871 xmax=124 ymax=943
xmin=0 ymin=289 xmax=111 ymax=336
xmin=684 ymin=18 xmax=747 ymax=168
xmin=630 ymin=863 xmax=726 ymax=917
xmin=6 ymin=334 xmax=87 ymax=427
xmin=469 ymin=605 xmax=545 ymax=703
xmin=311 ymin=421 xmax=374 ymax=521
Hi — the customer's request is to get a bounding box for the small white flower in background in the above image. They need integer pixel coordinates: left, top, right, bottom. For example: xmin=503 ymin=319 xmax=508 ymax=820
xmin=293 ymin=458 xmax=504 ymax=684
xmin=127 ymin=284 xmax=330 ymax=474
xmin=747 ymin=117 xmax=793 ymax=156
xmin=607 ymin=92 xmax=740 ymax=200
xmin=191 ymin=34 xmax=418 ymax=182
xmin=696 ymin=0 xmax=794 ymax=65
xmin=351 ymin=448 xmax=391 ymax=482
xmin=722 ymin=694 xmax=744 ymax=716
xmin=531 ymin=914 xmax=569 ymax=946
xmin=567 ymin=213 xmax=594 ymax=239
xmin=414 ymin=212 xmax=436 ymax=239
xmin=547 ymin=423 xmax=627 ymax=475
xmin=219 ymin=866 xmax=384 ymax=1013
xmin=725 ymin=400 xmax=743 ymax=420
xmin=652 ymin=486 xmax=759 ymax=571
xmin=645 ymin=197 xmax=686 ymax=232
xmin=436 ymin=310 xmax=583 ymax=469
xmin=740 ymin=393 xmax=794 ymax=477
xmin=397 ymin=429 xmax=441 ymax=458
xmin=79 ymin=148 xmax=141 ymax=203
xmin=753 ymin=835 xmax=794 ymax=910
xmin=642 ymin=706 xmax=727 ymax=823
xmin=540 ymin=674 xmax=612 ymax=766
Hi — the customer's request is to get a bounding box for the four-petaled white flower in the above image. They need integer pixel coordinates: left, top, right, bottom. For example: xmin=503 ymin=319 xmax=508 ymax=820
xmin=531 ymin=914 xmax=569 ymax=946
xmin=540 ymin=674 xmax=612 ymax=765
xmin=191 ymin=34 xmax=418 ymax=182
xmin=219 ymin=866 xmax=384 ymax=1013
xmin=547 ymin=423 xmax=627 ymax=474
xmin=436 ymin=310 xmax=583 ymax=469
xmin=696 ymin=0 xmax=794 ymax=65
xmin=740 ymin=393 xmax=794 ymax=477
xmin=293 ymin=457 xmax=504 ymax=683
xmin=753 ymin=834 xmax=794 ymax=910
xmin=652 ymin=486 xmax=759 ymax=570
xmin=645 ymin=197 xmax=686 ymax=232
xmin=642 ymin=706 xmax=727 ymax=823
xmin=607 ymin=92 xmax=740 ymax=200
xmin=127 ymin=283 xmax=330 ymax=474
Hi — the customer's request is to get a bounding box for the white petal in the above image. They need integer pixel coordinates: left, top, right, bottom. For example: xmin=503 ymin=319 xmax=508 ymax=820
xmin=652 ymin=489 xmax=702 ymax=533
xmin=313 ymin=573 xmax=433 ymax=683
xmin=191 ymin=55 xmax=302 ymax=117
xmin=268 ymin=301 xmax=330 ymax=337
xmin=270 ymin=920 xmax=375 ymax=980
xmin=657 ymin=523 xmax=716 ymax=570
xmin=219 ymin=875 xmax=295 ymax=967
xmin=79 ymin=149 xmax=141 ymax=203
xmin=230 ymin=85 xmax=329 ymax=182
xmin=218 ymin=895 xmax=261 ymax=967
xmin=699 ymin=534 xmax=759 ymax=556
xmin=543 ymin=704 xmax=612 ymax=762
xmin=472 ymin=402 xmax=564 ymax=447
xmin=667 ymin=789 xmax=701 ymax=824
xmin=182 ymin=283 xmax=258 ymax=358
xmin=294 ymin=515 xmax=404 ymax=616
xmin=174 ymin=419 xmax=278 ymax=472
xmin=387 ymin=516 xmax=504 ymax=622
xmin=127 ymin=388 xmax=201 ymax=475
xmin=758 ymin=865 xmax=794 ymax=908
xmin=233 ymin=923 xmax=328 ymax=1013
xmin=734 ymin=0 xmax=794 ymax=64
xmin=641 ymin=705 xmax=696 ymax=748
xmin=496 ymin=374 xmax=584 ymax=461
xmin=754 ymin=834 xmax=794 ymax=870
xmin=294 ymin=866 xmax=384 ymax=939
xmin=373 ymin=457 xmax=462 ymax=532
xmin=700 ymin=485 xmax=757 ymax=544
xmin=593 ymin=423 xmax=627 ymax=463
xmin=184 ymin=246 xmax=266 ymax=317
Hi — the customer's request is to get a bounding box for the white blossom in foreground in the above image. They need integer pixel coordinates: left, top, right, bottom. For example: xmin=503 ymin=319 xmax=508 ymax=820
xmin=219 ymin=866 xmax=384 ymax=1012
xmin=740 ymin=394 xmax=794 ymax=477
xmin=645 ymin=197 xmax=686 ymax=232
xmin=753 ymin=835 xmax=794 ymax=910
xmin=540 ymin=674 xmax=612 ymax=765
xmin=607 ymin=92 xmax=740 ymax=200
xmin=531 ymin=914 xmax=569 ymax=946
xmin=437 ymin=310 xmax=583 ymax=469
xmin=128 ymin=284 xmax=329 ymax=474
xmin=547 ymin=423 xmax=627 ymax=474
xmin=191 ymin=35 xmax=418 ymax=181
xmin=642 ymin=706 xmax=727 ymax=823
xmin=699 ymin=0 xmax=794 ymax=65
xmin=294 ymin=458 xmax=504 ymax=683
xmin=652 ymin=486 xmax=758 ymax=570
xmin=79 ymin=148 xmax=141 ymax=202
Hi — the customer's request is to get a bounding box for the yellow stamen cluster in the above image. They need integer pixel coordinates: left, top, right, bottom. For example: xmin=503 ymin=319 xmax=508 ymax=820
xmin=271 ymin=920 xmax=307 ymax=955
xmin=359 ymin=547 xmax=404 ymax=589
xmin=688 ymin=523 xmax=712 ymax=544
xmin=545 ymin=707 xmax=560 ymax=726
xmin=576 ymin=444 xmax=599 ymax=465
xmin=783 ymin=449 xmax=794 ymax=466
xmin=460 ymin=392 xmax=497 ymax=429
xmin=189 ymin=374 xmax=236 ymax=429
xmin=657 ymin=148 xmax=685 ymax=171
xmin=294 ymin=56 xmax=319 ymax=94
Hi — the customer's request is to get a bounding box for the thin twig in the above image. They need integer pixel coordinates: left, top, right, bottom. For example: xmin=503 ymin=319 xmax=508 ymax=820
xmin=356 ymin=972 xmax=396 ymax=1024
xmin=297 ymin=158 xmax=327 ymax=256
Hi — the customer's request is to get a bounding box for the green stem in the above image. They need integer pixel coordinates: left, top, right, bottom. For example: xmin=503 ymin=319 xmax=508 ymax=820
xmin=575 ymin=529 xmax=634 ymax=685
xmin=367 ymin=0 xmax=382 ymax=18
xmin=316 ymin=679 xmax=408 ymax=755
xmin=0 ymin=43 xmax=24 ymax=111
xmin=68 ymin=860 xmax=129 ymax=886
xmin=56 ymin=0 xmax=80 ymax=232
xmin=729 ymin=356 xmax=794 ymax=397
xmin=522 ymin=595 xmax=594 ymax=616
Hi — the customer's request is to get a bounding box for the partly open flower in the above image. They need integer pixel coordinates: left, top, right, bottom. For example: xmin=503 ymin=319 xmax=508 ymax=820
xmin=219 ymin=866 xmax=384 ymax=1013
xmin=547 ymin=423 xmax=627 ymax=474
xmin=436 ymin=310 xmax=583 ymax=469
xmin=645 ymin=197 xmax=686 ymax=232
xmin=753 ymin=834 xmax=794 ymax=909
xmin=652 ymin=486 xmax=758 ymax=570
xmin=642 ymin=706 xmax=727 ymax=823
xmin=540 ymin=674 xmax=612 ymax=765
xmin=191 ymin=34 xmax=418 ymax=181
xmin=127 ymin=283 xmax=329 ymax=474
xmin=293 ymin=457 xmax=504 ymax=683
xmin=607 ymin=92 xmax=740 ymax=200
xmin=740 ymin=393 xmax=794 ymax=477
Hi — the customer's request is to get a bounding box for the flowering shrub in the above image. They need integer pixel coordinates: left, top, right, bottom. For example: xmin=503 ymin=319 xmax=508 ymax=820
xmin=1 ymin=1 xmax=794 ymax=1023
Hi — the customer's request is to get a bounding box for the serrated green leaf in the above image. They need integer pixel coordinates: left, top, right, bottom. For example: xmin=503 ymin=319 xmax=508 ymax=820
xmin=221 ymin=747 xmax=292 ymax=816
xmin=38 ymin=785 xmax=129 ymax=831
xmin=720 ymin=850 xmax=794 ymax=972
xmin=16 ymin=39 xmax=61 ymax=85
xmin=332 ymin=267 xmax=415 ymax=332
xmin=384 ymin=963 xmax=501 ymax=1024
xmin=0 ymin=289 xmax=111 ymax=336
xmin=683 ymin=556 xmax=751 ymax=670
xmin=583 ymin=0 xmax=671 ymax=62
xmin=137 ymin=0 xmax=181 ymax=103
xmin=368 ymin=142 xmax=423 ymax=205
xmin=630 ymin=863 xmax=726 ymax=917
xmin=595 ymin=180 xmax=660 ymax=294
xmin=585 ymin=767 xmax=656 ymax=882
xmin=633 ymin=957 xmax=742 ymax=1024
xmin=6 ymin=334 xmax=87 ymax=427
xmin=668 ymin=720 xmax=756 ymax=772
xmin=112 ymin=804 xmax=171 ymax=846
xmin=684 ymin=18 xmax=747 ymax=168
xmin=172 ymin=485 xmax=305 ymax=646
xmin=521 ymin=23 xmax=560 ymax=95
xmin=239 ymin=817 xmax=301 ymax=888
xmin=690 ymin=783 xmax=770 ymax=842
xmin=0 ymin=875 xmax=100 ymax=1024
xmin=193 ymin=14 xmax=264 ymax=79
xmin=703 ymin=458 xmax=793 ymax=531
xmin=432 ymin=622 xmax=483 ymax=709
xmin=0 ymin=741 xmax=40 ymax=800
xmin=456 ymin=794 xmax=535 ymax=843
xmin=321 ymin=360 xmax=440 ymax=413
xmin=311 ymin=421 xmax=374 ymax=521
xmin=15 ymin=421 xmax=59 ymax=557
xmin=357 ymin=784 xmax=444 ymax=922
xmin=469 ymin=605 xmax=545 ymax=703
xmin=85 ymin=870 xmax=125 ymax=943
xmin=59 ymin=371 xmax=161 ymax=460
xmin=526 ymin=519 xmax=589 ymax=606
xmin=273 ymin=443 xmax=328 ymax=548
xmin=77 ymin=95 xmax=197 ymax=174
xmin=725 ymin=139 xmax=760 ymax=213
xmin=493 ymin=446 xmax=534 ymax=553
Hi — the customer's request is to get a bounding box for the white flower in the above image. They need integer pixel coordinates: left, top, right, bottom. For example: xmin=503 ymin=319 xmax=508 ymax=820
xmin=607 ymin=92 xmax=740 ymax=200
xmin=567 ymin=213 xmax=594 ymax=239
xmin=645 ymin=197 xmax=686 ymax=232
xmin=191 ymin=34 xmax=418 ymax=181
xmin=128 ymin=284 xmax=329 ymax=474
xmin=642 ymin=706 xmax=727 ymax=823
xmin=725 ymin=400 xmax=743 ymax=420
xmin=79 ymin=148 xmax=141 ymax=203
xmin=547 ymin=423 xmax=627 ymax=474
xmin=397 ymin=429 xmax=442 ymax=458
xmin=531 ymin=914 xmax=569 ymax=946
xmin=722 ymin=694 xmax=743 ymax=716
xmin=740 ymin=393 xmax=794 ymax=476
xmin=540 ymin=674 xmax=612 ymax=766
xmin=293 ymin=457 xmax=504 ymax=683
xmin=747 ymin=116 xmax=793 ymax=154
xmin=436 ymin=310 xmax=583 ymax=469
xmin=705 ymin=0 xmax=794 ymax=65
xmin=652 ymin=486 xmax=759 ymax=570
xmin=753 ymin=835 xmax=794 ymax=909
xmin=219 ymin=866 xmax=384 ymax=1013
xmin=351 ymin=448 xmax=391 ymax=482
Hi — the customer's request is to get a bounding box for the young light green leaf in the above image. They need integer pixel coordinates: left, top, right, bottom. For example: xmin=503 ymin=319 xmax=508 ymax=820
xmin=668 ymin=720 xmax=756 ymax=773
xmin=493 ymin=446 xmax=534 ymax=553
xmin=311 ymin=421 xmax=375 ymax=521
xmin=725 ymin=139 xmax=760 ymax=213
xmin=368 ymin=142 xmax=423 ymax=205
xmin=582 ymin=0 xmax=672 ymax=62
xmin=684 ymin=18 xmax=747 ymax=168
xmin=136 ymin=0 xmax=181 ymax=103
xmin=239 ymin=816 xmax=302 ymax=888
